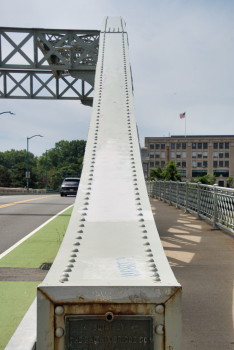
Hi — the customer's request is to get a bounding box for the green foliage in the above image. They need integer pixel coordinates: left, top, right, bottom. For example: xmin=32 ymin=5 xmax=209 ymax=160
xmin=150 ymin=161 xmax=182 ymax=181
xmin=190 ymin=173 xmax=216 ymax=185
xmin=228 ymin=176 xmax=233 ymax=188
xmin=0 ymin=140 xmax=86 ymax=190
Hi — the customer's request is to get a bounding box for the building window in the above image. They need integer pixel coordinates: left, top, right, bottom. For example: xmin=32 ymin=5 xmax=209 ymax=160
xmin=219 ymin=143 xmax=223 ymax=149
xmin=225 ymin=152 xmax=229 ymax=158
xmin=192 ymin=170 xmax=207 ymax=177
xmin=192 ymin=161 xmax=196 ymax=168
xmin=176 ymin=152 xmax=181 ymax=158
xmin=178 ymin=170 xmax=186 ymax=177
xmin=150 ymin=152 xmax=154 ymax=159
xmin=171 ymin=143 xmax=175 ymax=149
xmin=192 ymin=152 xmax=196 ymax=158
xmin=177 ymin=143 xmax=181 ymax=149
xmin=213 ymin=161 xmax=218 ymax=168
xmin=203 ymin=143 xmax=208 ymax=149
xmin=161 ymin=144 xmax=165 ymax=149
xmin=203 ymin=161 xmax=207 ymax=167
xmin=225 ymin=161 xmax=229 ymax=167
xmin=182 ymin=161 xmax=186 ymax=167
xmin=213 ymin=152 xmax=218 ymax=158
xmin=198 ymin=143 xmax=202 ymax=149
xmin=219 ymin=161 xmax=223 ymax=167
xmin=155 ymin=152 xmax=160 ymax=158
xmin=161 ymin=152 xmax=165 ymax=159
xmin=197 ymin=152 xmax=202 ymax=158
xmin=161 ymin=161 xmax=165 ymax=167
xmin=192 ymin=143 xmax=196 ymax=149
xmin=214 ymin=143 xmax=218 ymax=149
xmin=150 ymin=143 xmax=154 ymax=149
xmin=182 ymin=143 xmax=186 ymax=149
xmin=155 ymin=143 xmax=160 ymax=149
xmin=203 ymin=151 xmax=208 ymax=158
xmin=182 ymin=151 xmax=186 ymax=158
xmin=176 ymin=161 xmax=181 ymax=167
xmin=155 ymin=161 xmax=160 ymax=167
xmin=150 ymin=162 xmax=154 ymax=167
xmin=225 ymin=143 xmax=229 ymax=149
xmin=213 ymin=170 xmax=229 ymax=177
xmin=197 ymin=161 xmax=202 ymax=167
xmin=219 ymin=152 xmax=223 ymax=158
xmin=171 ymin=152 xmax=175 ymax=159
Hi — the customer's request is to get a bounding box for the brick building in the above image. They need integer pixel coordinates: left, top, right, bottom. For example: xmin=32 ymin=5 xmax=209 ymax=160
xmin=145 ymin=135 xmax=234 ymax=186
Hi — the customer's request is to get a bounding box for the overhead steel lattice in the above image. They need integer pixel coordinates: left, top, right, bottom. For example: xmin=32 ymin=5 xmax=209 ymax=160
xmin=0 ymin=27 xmax=100 ymax=104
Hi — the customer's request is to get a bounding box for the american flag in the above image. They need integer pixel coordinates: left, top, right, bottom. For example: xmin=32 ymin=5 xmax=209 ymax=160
xmin=180 ymin=112 xmax=186 ymax=119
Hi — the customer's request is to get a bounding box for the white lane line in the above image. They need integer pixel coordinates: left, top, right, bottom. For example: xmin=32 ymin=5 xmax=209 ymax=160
xmin=0 ymin=204 xmax=73 ymax=260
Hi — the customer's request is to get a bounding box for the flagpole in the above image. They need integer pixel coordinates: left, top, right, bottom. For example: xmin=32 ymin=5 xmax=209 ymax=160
xmin=185 ymin=113 xmax=186 ymax=137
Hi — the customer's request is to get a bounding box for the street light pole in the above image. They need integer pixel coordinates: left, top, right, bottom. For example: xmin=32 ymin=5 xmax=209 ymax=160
xmin=0 ymin=111 xmax=15 ymax=115
xmin=27 ymin=135 xmax=43 ymax=191
xmin=46 ymin=148 xmax=54 ymax=192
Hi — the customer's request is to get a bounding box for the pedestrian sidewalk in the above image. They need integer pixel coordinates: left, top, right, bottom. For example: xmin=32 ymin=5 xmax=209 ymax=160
xmin=150 ymin=197 xmax=234 ymax=350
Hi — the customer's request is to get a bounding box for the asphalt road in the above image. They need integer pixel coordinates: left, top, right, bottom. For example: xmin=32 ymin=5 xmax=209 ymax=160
xmin=0 ymin=194 xmax=75 ymax=254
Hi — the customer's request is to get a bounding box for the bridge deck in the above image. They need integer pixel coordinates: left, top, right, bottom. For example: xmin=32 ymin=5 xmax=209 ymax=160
xmin=150 ymin=197 xmax=234 ymax=350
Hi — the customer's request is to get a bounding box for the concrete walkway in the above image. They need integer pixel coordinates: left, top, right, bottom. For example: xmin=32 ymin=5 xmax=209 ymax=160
xmin=150 ymin=197 xmax=234 ymax=350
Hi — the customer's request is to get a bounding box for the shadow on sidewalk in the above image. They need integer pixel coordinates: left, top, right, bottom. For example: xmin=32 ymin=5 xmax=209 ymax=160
xmin=150 ymin=197 xmax=234 ymax=350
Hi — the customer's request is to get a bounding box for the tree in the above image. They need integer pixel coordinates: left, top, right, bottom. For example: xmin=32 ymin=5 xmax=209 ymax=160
xmin=0 ymin=166 xmax=11 ymax=187
xmin=190 ymin=173 xmax=216 ymax=185
xmin=150 ymin=161 xmax=182 ymax=181
xmin=228 ymin=176 xmax=233 ymax=188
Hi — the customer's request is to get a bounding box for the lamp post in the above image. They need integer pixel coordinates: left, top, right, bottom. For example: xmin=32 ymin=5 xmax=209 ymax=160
xmin=27 ymin=135 xmax=43 ymax=191
xmin=46 ymin=148 xmax=55 ymax=192
xmin=0 ymin=111 xmax=15 ymax=115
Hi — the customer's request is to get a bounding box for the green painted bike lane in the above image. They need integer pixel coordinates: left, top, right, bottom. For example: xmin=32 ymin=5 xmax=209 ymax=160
xmin=0 ymin=206 xmax=73 ymax=350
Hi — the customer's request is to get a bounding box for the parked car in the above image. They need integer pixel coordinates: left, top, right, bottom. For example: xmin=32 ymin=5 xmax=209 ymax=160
xmin=60 ymin=177 xmax=80 ymax=197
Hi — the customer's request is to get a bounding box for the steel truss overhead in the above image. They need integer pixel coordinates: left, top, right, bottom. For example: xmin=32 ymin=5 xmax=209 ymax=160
xmin=0 ymin=27 xmax=100 ymax=103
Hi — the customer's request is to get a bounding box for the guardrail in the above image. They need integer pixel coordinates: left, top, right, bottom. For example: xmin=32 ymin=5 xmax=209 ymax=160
xmin=147 ymin=180 xmax=234 ymax=233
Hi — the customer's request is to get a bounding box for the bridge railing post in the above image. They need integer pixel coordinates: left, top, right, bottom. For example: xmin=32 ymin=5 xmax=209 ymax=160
xmin=164 ymin=181 xmax=166 ymax=203
xmin=169 ymin=180 xmax=172 ymax=206
xmin=159 ymin=180 xmax=162 ymax=201
xmin=176 ymin=181 xmax=179 ymax=209
xmin=184 ymin=181 xmax=189 ymax=213
xmin=196 ymin=182 xmax=202 ymax=220
xmin=212 ymin=184 xmax=220 ymax=230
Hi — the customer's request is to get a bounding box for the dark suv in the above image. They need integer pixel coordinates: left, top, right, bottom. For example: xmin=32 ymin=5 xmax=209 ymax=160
xmin=60 ymin=177 xmax=80 ymax=197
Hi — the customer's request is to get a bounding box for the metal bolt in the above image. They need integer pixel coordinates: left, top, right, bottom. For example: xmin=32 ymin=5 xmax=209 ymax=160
xmin=142 ymin=235 xmax=148 ymax=239
xmin=59 ymin=277 xmax=68 ymax=282
xmin=55 ymin=306 xmax=64 ymax=316
xmin=155 ymin=305 xmax=164 ymax=314
xmin=55 ymin=327 xmax=64 ymax=337
xmin=155 ymin=325 xmax=164 ymax=335
xmin=66 ymin=264 xmax=74 ymax=268
xmin=64 ymin=268 xmax=71 ymax=272
xmin=146 ymin=259 xmax=154 ymax=263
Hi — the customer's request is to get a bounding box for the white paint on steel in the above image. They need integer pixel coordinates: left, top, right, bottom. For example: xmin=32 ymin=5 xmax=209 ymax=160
xmin=37 ymin=17 xmax=182 ymax=350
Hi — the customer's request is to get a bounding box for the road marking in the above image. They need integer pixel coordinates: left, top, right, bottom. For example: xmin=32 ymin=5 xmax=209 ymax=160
xmin=0 ymin=204 xmax=73 ymax=260
xmin=0 ymin=195 xmax=58 ymax=209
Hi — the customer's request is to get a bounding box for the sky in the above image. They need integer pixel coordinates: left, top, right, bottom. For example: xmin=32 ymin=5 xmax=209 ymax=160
xmin=0 ymin=0 xmax=233 ymax=156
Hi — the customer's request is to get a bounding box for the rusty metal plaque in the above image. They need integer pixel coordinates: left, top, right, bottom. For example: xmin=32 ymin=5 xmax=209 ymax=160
xmin=65 ymin=315 xmax=154 ymax=350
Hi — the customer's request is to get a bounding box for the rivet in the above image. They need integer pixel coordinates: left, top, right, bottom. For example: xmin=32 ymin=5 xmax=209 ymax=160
xmin=76 ymin=236 xmax=82 ymax=239
xmin=149 ymin=267 xmax=158 ymax=272
xmin=142 ymin=230 xmax=147 ymax=233
xmin=148 ymin=263 xmax=156 ymax=268
xmin=147 ymin=253 xmax=153 ymax=257
xmin=55 ymin=327 xmax=64 ymax=337
xmin=70 ymin=254 xmax=77 ymax=257
xmin=55 ymin=306 xmax=64 ymax=316
xmin=137 ymin=208 xmax=142 ymax=211
xmin=152 ymin=273 xmax=160 ymax=277
xmin=143 ymin=242 xmax=150 ymax=245
xmin=142 ymin=235 xmax=148 ymax=239
xmin=139 ymin=219 xmax=144 ymax=222
xmin=155 ymin=325 xmax=164 ymax=335
xmin=147 ymin=259 xmax=154 ymax=263
xmin=68 ymin=259 xmax=76 ymax=262
xmin=73 ymin=242 xmax=80 ymax=246
xmin=72 ymin=249 xmax=79 ymax=252
xmin=135 ymin=198 xmax=140 ymax=200
xmin=140 ymin=225 xmax=146 ymax=227
xmin=66 ymin=264 xmax=74 ymax=267
xmin=138 ymin=213 xmax=143 ymax=216
xmin=82 ymin=213 xmax=87 ymax=216
xmin=61 ymin=272 xmax=69 ymax=277
xmin=155 ymin=305 xmax=164 ymax=314
xmin=78 ymin=230 xmax=83 ymax=233
xmin=154 ymin=277 xmax=161 ymax=282
xmin=80 ymin=218 xmax=86 ymax=221
xmin=59 ymin=277 xmax=68 ymax=282
xmin=136 ymin=203 xmax=141 ymax=205
xmin=63 ymin=268 xmax=71 ymax=272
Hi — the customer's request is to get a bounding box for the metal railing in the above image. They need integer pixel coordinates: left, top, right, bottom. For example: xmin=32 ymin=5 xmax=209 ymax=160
xmin=147 ymin=180 xmax=234 ymax=233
